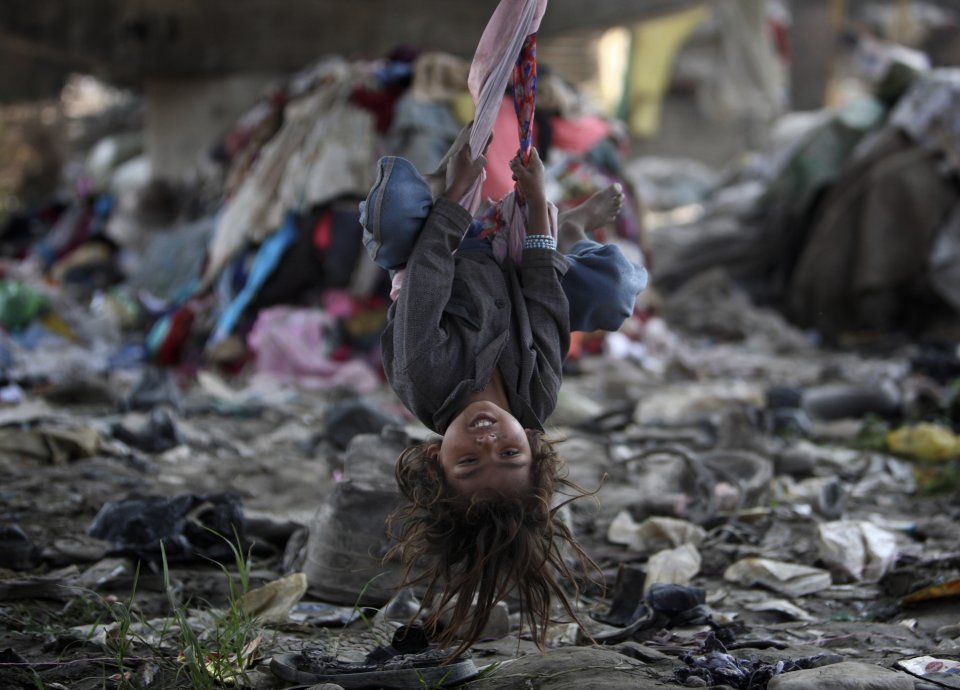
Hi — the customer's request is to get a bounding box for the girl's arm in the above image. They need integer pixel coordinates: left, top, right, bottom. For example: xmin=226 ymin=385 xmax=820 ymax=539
xmin=390 ymin=199 xmax=472 ymax=364
xmin=518 ymin=248 xmax=570 ymax=386
xmin=390 ymin=134 xmax=488 ymax=367
xmin=512 ymin=147 xmax=569 ymax=376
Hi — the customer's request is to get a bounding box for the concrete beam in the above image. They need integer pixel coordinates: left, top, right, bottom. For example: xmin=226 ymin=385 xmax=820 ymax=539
xmin=2 ymin=0 xmax=705 ymax=85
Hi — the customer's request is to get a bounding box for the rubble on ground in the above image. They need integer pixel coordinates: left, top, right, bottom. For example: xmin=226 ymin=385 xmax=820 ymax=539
xmin=1 ymin=21 xmax=959 ymax=690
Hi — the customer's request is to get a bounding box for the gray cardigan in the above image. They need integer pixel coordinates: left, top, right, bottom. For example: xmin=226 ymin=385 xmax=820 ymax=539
xmin=381 ymin=198 xmax=570 ymax=434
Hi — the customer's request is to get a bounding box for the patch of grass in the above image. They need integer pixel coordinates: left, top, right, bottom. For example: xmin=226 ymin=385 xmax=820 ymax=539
xmin=2 ymin=528 xmax=271 ymax=688
xmin=60 ymin=593 xmax=112 ymax=628
xmin=417 ymin=666 xmax=454 ymax=689
xmin=354 ymin=581 xmax=389 ymax=648
xmin=849 ymin=414 xmax=890 ymax=451
xmin=161 ymin=529 xmax=265 ymax=689
xmin=101 ymin=560 xmax=141 ymax=688
xmin=914 ymin=459 xmax=960 ymax=495
xmin=0 ymin=594 xmax=111 ymax=647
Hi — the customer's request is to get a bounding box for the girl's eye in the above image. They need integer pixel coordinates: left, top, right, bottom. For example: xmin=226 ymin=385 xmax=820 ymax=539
xmin=501 ymin=449 xmax=519 ymax=457
xmin=458 ymin=457 xmax=477 ymax=465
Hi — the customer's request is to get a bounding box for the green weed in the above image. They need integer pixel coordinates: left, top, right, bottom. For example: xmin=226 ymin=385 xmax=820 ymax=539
xmin=160 ymin=530 xmax=265 ymax=688
xmin=101 ymin=560 xmax=140 ymax=688
xmin=850 ymin=414 xmax=889 ymax=451
xmin=2 ymin=528 xmax=267 ymax=688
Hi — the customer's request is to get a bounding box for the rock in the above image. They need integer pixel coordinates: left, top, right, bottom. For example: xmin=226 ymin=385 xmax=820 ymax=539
xmin=682 ymin=677 xmax=708 ymax=688
xmin=936 ymin=623 xmax=960 ymax=640
xmin=553 ymin=434 xmax=608 ymax=490
xmin=610 ymin=641 xmax=672 ymax=663
xmin=768 ymin=661 xmax=914 ymax=690
xmin=301 ymin=430 xmax=412 ymax=605
xmin=802 ymin=382 xmax=901 ymax=421
xmin=322 ymin=399 xmax=403 ymax=450
xmin=340 ymin=428 xmax=409 ymax=486
xmin=550 ymin=382 xmax=605 ymax=426
xmin=42 ymin=534 xmax=112 ymax=565
xmin=0 ymin=524 xmax=41 ymax=570
xmin=468 ymin=646 xmax=674 ymax=689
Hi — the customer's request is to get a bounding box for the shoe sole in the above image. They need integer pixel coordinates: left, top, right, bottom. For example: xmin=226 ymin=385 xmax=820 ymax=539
xmin=268 ymin=652 xmax=479 ymax=688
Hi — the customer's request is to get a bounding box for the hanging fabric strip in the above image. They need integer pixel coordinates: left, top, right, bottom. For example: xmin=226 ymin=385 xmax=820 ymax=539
xmin=461 ymin=0 xmax=547 ymax=216
xmin=512 ymin=33 xmax=538 ymax=168
xmin=461 ymin=0 xmax=556 ymax=264
xmin=502 ymin=32 xmax=539 ymax=262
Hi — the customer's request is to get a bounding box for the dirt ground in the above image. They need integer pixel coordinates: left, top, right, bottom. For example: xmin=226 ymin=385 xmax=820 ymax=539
xmin=1 ymin=337 xmax=959 ymax=689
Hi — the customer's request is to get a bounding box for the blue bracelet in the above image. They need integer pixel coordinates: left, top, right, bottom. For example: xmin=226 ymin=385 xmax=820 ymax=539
xmin=523 ymin=234 xmax=557 ymax=251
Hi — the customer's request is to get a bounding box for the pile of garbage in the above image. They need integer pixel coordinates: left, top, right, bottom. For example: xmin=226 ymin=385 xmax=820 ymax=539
xmin=641 ymin=38 xmax=960 ymax=345
xmin=0 ymin=47 xmax=645 ymax=399
xmin=1 ymin=21 xmax=960 ymax=690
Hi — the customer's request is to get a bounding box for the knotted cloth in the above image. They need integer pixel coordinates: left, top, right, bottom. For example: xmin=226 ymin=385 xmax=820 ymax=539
xmin=461 ymin=0 xmax=557 ymax=264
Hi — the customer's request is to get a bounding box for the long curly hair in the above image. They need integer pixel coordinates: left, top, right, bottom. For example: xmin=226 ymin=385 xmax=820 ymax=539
xmin=387 ymin=430 xmax=601 ymax=658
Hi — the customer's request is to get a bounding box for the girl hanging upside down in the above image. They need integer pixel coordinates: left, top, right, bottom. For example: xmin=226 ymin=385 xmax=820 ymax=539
xmin=359 ymin=122 xmax=647 ymax=656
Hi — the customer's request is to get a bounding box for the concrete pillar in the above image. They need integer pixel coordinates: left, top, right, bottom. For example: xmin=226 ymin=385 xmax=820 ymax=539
xmin=143 ymin=72 xmax=280 ymax=180
xmin=787 ymin=0 xmax=837 ymax=110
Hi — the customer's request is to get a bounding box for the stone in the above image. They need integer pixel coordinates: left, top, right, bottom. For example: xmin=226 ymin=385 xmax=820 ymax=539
xmin=767 ymin=661 xmax=914 ymax=690
xmin=611 ymin=641 xmax=672 ymax=663
xmin=0 ymin=524 xmax=41 ymax=571
xmin=468 ymin=646 xmax=676 ymax=689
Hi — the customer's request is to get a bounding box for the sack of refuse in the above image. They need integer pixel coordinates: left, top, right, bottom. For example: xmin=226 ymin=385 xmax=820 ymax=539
xmin=299 ymin=427 xmax=413 ymax=606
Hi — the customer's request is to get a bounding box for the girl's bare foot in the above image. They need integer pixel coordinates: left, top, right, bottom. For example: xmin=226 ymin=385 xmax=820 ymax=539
xmin=558 ymin=183 xmax=624 ymax=252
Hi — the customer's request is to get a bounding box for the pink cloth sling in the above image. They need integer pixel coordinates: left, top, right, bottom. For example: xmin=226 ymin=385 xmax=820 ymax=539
xmin=389 ymin=0 xmax=554 ymax=300
xmin=461 ymin=0 xmax=557 ymax=264
xmin=481 ymin=96 xmax=525 ymax=202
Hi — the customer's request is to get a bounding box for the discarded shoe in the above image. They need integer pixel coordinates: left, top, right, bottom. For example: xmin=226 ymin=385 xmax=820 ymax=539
xmin=269 ymin=624 xmax=478 ymax=688
xmin=268 ymin=649 xmax=477 ymax=689
xmin=594 ymin=572 xmax=711 ymax=644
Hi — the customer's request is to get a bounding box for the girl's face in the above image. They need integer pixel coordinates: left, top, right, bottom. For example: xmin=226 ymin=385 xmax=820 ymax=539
xmin=431 ymin=400 xmax=532 ymax=495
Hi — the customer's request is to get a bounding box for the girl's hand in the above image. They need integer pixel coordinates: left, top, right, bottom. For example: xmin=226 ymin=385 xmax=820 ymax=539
xmin=511 ymin=148 xmax=550 ymax=237
xmin=509 ymin=147 xmax=546 ymax=203
xmin=443 ymin=130 xmax=492 ymax=201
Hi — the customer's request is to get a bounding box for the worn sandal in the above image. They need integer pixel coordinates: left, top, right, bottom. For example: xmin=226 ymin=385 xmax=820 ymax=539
xmin=268 ymin=650 xmax=478 ymax=689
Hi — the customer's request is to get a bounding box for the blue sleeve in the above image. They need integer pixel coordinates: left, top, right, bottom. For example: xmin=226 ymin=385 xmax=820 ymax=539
xmin=562 ymin=239 xmax=648 ymax=332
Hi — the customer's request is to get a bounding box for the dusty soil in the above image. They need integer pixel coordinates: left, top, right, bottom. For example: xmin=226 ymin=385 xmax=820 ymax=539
xmin=1 ymin=349 xmax=959 ymax=689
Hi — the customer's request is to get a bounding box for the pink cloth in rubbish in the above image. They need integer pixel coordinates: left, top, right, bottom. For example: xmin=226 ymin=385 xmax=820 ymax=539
xmin=247 ymin=306 xmax=380 ymax=393
xmin=550 ymin=114 xmax=615 ymax=154
xmin=321 ymin=289 xmax=355 ymax=318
